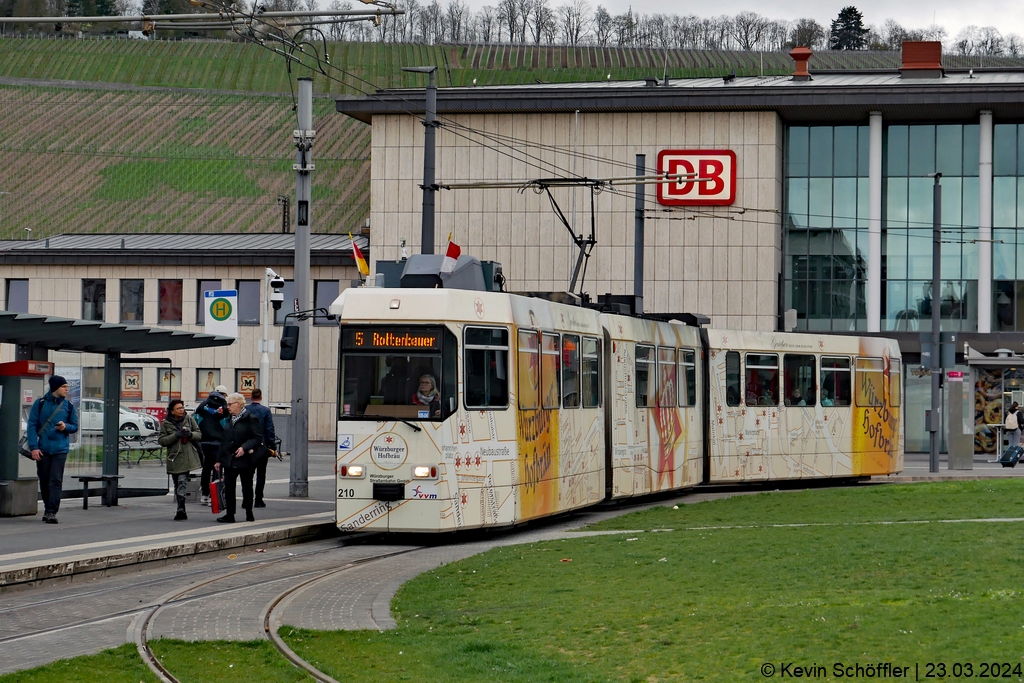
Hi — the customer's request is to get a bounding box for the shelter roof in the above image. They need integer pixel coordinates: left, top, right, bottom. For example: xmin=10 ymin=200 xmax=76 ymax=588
xmin=0 ymin=311 xmax=235 ymax=354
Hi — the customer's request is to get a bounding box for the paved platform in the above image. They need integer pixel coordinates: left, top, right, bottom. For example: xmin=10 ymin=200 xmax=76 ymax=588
xmin=2 ymin=448 xmax=1020 ymax=589
xmin=0 ymin=443 xmax=339 ymax=588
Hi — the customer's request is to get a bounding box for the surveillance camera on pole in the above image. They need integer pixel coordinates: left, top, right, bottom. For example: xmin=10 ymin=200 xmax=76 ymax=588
xmin=270 ymin=274 xmax=285 ymax=310
xmin=260 ymin=267 xmax=283 ymax=402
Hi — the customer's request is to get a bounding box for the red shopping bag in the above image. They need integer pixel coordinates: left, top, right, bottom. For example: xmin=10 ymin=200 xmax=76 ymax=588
xmin=210 ymin=470 xmax=225 ymax=514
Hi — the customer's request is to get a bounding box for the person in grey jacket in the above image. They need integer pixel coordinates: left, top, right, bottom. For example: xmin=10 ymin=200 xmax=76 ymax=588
xmin=27 ymin=375 xmax=78 ymax=524
xmin=213 ymin=393 xmax=264 ymax=523
xmin=159 ymin=399 xmax=202 ymax=521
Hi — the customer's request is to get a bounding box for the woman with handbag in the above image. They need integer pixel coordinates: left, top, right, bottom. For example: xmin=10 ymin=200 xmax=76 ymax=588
xmin=159 ymin=399 xmax=202 ymax=521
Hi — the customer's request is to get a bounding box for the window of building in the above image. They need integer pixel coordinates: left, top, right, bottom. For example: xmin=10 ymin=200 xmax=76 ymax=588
xmin=745 ymin=353 xmax=779 ymax=406
xmin=855 ymin=357 xmax=885 ymax=407
xmin=725 ymin=351 xmax=741 ymax=406
xmin=314 ymin=280 xmax=340 ymax=326
xmin=237 ymin=280 xmax=260 ymax=325
xmin=562 ymin=334 xmax=581 ymax=408
xmin=820 ymin=357 xmax=852 ymax=406
xmin=273 ymin=280 xmax=295 ymax=325
xmin=783 ymin=354 xmax=816 ymax=406
xmin=82 ymin=279 xmax=106 ymax=321
xmin=541 ymin=333 xmax=560 ymax=409
xmin=120 ymin=279 xmax=144 ymax=323
xmin=678 ymin=348 xmax=697 ymax=407
xmin=890 ymin=359 xmax=901 ymax=407
xmin=517 ymin=330 xmax=539 ymax=410
xmin=158 ymin=279 xmax=183 ymax=324
xmin=465 ymin=327 xmax=509 ymax=409
xmin=582 ymin=337 xmax=601 ymax=408
xmin=636 ymin=344 xmax=655 ymax=408
xmin=5 ymin=279 xmax=28 ymax=312
xmin=196 ymin=279 xmax=221 ymax=326
xmin=658 ymin=347 xmax=676 ymax=407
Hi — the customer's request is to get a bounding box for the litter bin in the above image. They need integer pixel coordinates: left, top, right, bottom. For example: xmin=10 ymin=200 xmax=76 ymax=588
xmin=270 ymin=404 xmax=292 ymax=457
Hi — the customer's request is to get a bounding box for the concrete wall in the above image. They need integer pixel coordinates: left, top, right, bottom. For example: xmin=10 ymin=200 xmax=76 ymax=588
xmin=0 ymin=262 xmax=354 ymax=441
xmin=369 ymin=110 xmax=783 ymax=330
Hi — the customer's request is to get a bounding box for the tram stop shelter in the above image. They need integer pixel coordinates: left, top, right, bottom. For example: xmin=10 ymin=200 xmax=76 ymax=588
xmin=0 ymin=310 xmax=234 ymax=514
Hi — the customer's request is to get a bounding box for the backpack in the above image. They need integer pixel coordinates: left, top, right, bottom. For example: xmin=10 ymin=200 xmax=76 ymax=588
xmin=1006 ymin=411 xmax=1019 ymax=431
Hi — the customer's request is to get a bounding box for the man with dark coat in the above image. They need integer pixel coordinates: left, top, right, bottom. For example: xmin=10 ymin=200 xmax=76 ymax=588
xmin=194 ymin=387 xmax=228 ymax=504
xmin=27 ymin=375 xmax=79 ymax=524
xmin=247 ymin=388 xmax=277 ymax=508
xmin=213 ymin=392 xmax=264 ymax=523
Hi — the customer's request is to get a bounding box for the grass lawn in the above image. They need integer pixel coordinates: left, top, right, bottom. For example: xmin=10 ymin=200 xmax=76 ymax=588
xmin=4 ymin=481 xmax=1024 ymax=682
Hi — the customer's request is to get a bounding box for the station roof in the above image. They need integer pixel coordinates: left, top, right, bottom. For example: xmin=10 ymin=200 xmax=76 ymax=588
xmin=0 ymin=232 xmax=368 ymax=266
xmin=337 ymin=69 xmax=1024 ymax=124
xmin=0 ymin=311 xmax=236 ymax=355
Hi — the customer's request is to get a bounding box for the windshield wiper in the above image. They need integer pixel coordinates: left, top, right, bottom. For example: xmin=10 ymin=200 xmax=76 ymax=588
xmin=394 ymin=418 xmax=422 ymax=432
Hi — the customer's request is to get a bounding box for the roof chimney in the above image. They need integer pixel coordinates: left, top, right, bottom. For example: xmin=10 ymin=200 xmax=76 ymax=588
xmin=901 ymin=41 xmax=943 ymax=78
xmin=789 ymin=46 xmax=812 ymax=81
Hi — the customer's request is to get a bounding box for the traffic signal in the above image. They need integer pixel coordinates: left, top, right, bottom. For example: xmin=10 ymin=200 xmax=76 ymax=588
xmin=280 ymin=325 xmax=300 ymax=361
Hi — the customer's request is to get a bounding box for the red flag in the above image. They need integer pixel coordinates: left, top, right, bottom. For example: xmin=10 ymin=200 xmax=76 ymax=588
xmin=441 ymin=238 xmax=461 ymax=274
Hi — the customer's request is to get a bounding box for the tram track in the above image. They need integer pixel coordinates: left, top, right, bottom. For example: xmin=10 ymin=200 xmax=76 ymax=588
xmin=132 ymin=545 xmax=425 ymax=683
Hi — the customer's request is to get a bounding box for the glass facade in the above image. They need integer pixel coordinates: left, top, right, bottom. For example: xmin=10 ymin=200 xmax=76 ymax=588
xmin=991 ymin=124 xmax=1024 ymax=330
xmin=784 ymin=123 xmax=985 ymax=332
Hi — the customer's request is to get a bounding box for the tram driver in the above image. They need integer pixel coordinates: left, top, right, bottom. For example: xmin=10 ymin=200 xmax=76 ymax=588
xmin=412 ymin=374 xmax=441 ymax=417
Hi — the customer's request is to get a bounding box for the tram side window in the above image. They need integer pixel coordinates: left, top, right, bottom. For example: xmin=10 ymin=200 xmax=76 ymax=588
xmin=465 ymin=327 xmax=510 ymax=409
xmin=658 ymin=347 xmax=676 ymax=407
xmin=636 ymin=345 xmax=655 ymax=407
xmin=784 ymin=355 xmax=816 ymax=406
xmin=542 ymin=333 xmax=561 ymax=409
xmin=855 ymin=357 xmax=885 ymax=407
xmin=582 ymin=337 xmax=601 ymax=408
xmin=725 ymin=351 xmax=741 ymax=406
xmin=745 ymin=354 xmax=779 ymax=406
xmin=820 ymin=357 xmax=851 ymax=406
xmin=679 ymin=348 xmax=697 ymax=407
xmin=562 ymin=334 xmax=581 ymax=408
xmin=890 ymin=359 xmax=901 ymax=407
xmin=517 ymin=330 xmax=540 ymax=410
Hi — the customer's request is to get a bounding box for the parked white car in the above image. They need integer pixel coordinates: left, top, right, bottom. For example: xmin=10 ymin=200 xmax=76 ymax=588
xmin=79 ymin=398 xmax=159 ymax=438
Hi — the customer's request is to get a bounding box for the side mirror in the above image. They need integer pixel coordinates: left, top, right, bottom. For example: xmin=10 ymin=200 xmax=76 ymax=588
xmin=280 ymin=325 xmax=300 ymax=361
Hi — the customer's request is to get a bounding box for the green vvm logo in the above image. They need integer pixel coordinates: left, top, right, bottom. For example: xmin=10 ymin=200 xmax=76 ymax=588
xmin=210 ymin=298 xmax=233 ymax=321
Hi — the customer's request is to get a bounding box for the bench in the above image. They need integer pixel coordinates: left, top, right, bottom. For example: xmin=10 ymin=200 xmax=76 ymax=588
xmin=75 ymin=474 xmax=124 ymax=509
xmin=118 ymin=431 xmax=164 ymax=468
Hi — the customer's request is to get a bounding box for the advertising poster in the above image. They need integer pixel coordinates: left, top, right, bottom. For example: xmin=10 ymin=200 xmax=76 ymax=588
xmin=158 ymin=368 xmax=181 ymax=401
xmin=121 ymin=368 xmax=143 ymax=400
xmin=197 ymin=369 xmax=220 ymax=399
xmin=236 ymin=369 xmax=258 ymax=399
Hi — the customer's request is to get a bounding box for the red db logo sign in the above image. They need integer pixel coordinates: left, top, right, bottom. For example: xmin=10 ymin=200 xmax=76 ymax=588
xmin=656 ymin=150 xmax=737 ymax=206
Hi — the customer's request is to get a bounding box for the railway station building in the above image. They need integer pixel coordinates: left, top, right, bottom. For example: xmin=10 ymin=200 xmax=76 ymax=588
xmin=336 ymin=41 xmax=1024 ymax=456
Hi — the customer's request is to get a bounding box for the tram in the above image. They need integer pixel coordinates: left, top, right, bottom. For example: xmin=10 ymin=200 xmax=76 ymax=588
xmin=330 ymin=286 xmax=902 ymax=533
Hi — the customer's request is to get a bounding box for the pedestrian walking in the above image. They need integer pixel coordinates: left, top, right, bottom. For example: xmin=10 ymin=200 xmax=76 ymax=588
xmin=247 ymin=388 xmax=277 ymax=508
xmin=26 ymin=375 xmax=78 ymax=524
xmin=214 ymin=392 xmax=264 ymax=523
xmin=158 ymin=399 xmax=202 ymax=521
xmin=1006 ymin=402 xmax=1022 ymax=449
xmin=194 ymin=387 xmax=228 ymax=505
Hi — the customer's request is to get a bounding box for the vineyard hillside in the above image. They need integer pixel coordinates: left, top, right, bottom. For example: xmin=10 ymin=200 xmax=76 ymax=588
xmin=2 ymin=38 xmax=1019 ymax=239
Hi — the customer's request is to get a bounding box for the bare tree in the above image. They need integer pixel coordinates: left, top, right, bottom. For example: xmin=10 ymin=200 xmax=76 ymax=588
xmin=789 ymin=18 xmax=824 ymax=49
xmin=1007 ymin=33 xmax=1024 ymax=57
xmin=557 ymin=0 xmax=590 ymax=45
xmin=478 ymin=5 xmax=496 ymax=41
xmin=593 ymin=4 xmax=612 ymax=45
xmin=731 ymin=10 xmax=769 ymax=50
xmin=497 ymin=0 xmax=520 ymax=41
xmin=444 ymin=0 xmax=467 ymax=42
xmin=528 ymin=0 xmax=553 ymax=43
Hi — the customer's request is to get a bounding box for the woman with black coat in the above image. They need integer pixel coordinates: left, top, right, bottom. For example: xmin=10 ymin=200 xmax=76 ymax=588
xmin=213 ymin=392 xmax=265 ymax=523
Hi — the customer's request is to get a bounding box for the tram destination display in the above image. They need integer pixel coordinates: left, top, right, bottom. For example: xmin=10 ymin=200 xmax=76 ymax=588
xmin=342 ymin=326 xmax=442 ymax=352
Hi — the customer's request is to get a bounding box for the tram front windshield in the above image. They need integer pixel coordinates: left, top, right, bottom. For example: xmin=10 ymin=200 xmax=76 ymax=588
xmin=339 ymin=325 xmax=457 ymax=421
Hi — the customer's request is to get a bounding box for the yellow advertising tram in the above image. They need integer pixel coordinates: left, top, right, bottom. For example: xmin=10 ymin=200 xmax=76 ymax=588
xmin=329 ymin=286 xmax=902 ymax=533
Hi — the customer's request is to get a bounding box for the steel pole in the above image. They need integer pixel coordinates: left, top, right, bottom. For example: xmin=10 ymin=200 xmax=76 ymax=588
xmin=290 ymin=77 xmax=313 ymax=498
xmin=421 ymin=69 xmax=437 ymax=254
xmin=929 ymin=174 xmax=942 ymax=473
xmin=259 ymin=269 xmax=271 ymax=401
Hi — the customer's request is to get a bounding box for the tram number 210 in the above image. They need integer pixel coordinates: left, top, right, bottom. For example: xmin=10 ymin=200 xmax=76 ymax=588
xmin=337 ymin=488 xmax=355 ymax=499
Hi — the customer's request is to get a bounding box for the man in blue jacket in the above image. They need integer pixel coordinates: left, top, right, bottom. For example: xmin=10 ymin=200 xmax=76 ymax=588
xmin=247 ymin=388 xmax=277 ymax=508
xmin=27 ymin=375 xmax=79 ymax=524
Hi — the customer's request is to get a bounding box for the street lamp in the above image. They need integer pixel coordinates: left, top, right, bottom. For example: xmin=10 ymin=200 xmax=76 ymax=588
xmin=261 ymin=267 xmax=285 ymax=402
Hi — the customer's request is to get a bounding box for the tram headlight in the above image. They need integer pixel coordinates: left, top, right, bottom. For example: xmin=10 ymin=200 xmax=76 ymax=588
xmin=340 ymin=464 xmax=364 ymax=478
xmin=412 ymin=465 xmax=437 ymax=479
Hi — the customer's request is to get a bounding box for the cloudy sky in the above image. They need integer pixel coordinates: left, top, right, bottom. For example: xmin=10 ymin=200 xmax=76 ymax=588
xmin=463 ymin=0 xmax=1024 ymax=41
